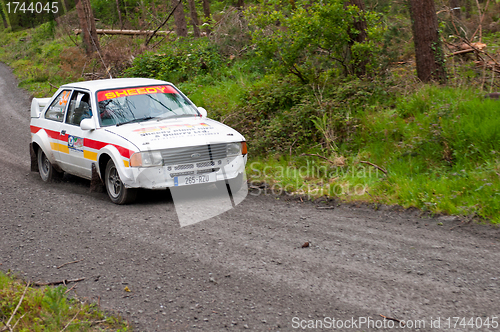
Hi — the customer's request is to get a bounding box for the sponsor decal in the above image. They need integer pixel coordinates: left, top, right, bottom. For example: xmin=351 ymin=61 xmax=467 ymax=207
xmin=97 ymin=85 xmax=177 ymax=102
xmin=133 ymin=123 xmax=219 ymax=142
xmin=59 ymin=91 xmax=70 ymax=106
xmin=132 ymin=122 xmax=210 ymax=134
xmin=68 ymin=135 xmax=84 ymax=152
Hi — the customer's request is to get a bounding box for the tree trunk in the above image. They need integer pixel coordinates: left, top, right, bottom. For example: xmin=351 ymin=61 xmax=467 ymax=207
xmin=151 ymin=0 xmax=157 ymax=17
xmin=84 ymin=0 xmax=100 ymax=52
xmin=0 ymin=14 xmax=6 ymax=29
xmin=187 ymin=0 xmax=200 ymax=37
xmin=201 ymin=0 xmax=211 ymax=34
xmin=140 ymin=0 xmax=147 ymax=28
xmin=0 ymin=0 xmax=11 ymax=29
xmin=450 ymin=0 xmax=461 ymax=19
xmin=116 ymin=0 xmax=123 ymax=28
xmin=202 ymin=0 xmax=210 ymax=19
xmin=348 ymin=0 xmax=368 ymax=76
xmin=465 ymin=0 xmax=472 ymax=19
xmin=235 ymin=0 xmax=244 ymax=9
xmin=76 ymin=0 xmax=100 ymax=55
xmin=76 ymin=0 xmax=92 ymax=54
xmin=408 ymin=0 xmax=447 ymax=83
xmin=59 ymin=0 xmax=68 ymax=14
xmin=171 ymin=0 xmax=188 ymax=37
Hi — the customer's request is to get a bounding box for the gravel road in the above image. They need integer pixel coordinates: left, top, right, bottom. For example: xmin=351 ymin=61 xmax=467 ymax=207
xmin=1 ymin=62 xmax=500 ymax=331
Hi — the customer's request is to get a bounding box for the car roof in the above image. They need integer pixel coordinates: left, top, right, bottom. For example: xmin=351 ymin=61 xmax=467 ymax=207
xmin=60 ymin=78 xmax=171 ymax=92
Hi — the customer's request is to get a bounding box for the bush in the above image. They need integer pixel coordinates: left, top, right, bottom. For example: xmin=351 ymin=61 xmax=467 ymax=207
xmin=227 ymin=75 xmax=390 ymax=155
xmin=246 ymin=0 xmax=386 ymax=82
xmin=124 ymin=38 xmax=224 ymax=83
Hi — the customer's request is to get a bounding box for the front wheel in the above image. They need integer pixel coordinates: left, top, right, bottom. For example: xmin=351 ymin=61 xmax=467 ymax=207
xmin=105 ymin=159 xmax=137 ymax=204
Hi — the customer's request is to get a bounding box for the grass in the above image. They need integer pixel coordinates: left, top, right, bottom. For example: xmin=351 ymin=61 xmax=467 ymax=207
xmin=246 ymin=85 xmax=500 ymax=223
xmin=0 ymin=271 xmax=130 ymax=331
xmin=0 ymin=23 xmax=78 ymax=96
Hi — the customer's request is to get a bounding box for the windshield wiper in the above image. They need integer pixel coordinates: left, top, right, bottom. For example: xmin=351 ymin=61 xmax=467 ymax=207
xmin=116 ymin=116 xmax=155 ymax=126
xmin=146 ymin=94 xmax=173 ymax=113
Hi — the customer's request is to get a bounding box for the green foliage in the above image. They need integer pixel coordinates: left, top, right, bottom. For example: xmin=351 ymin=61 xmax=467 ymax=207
xmin=245 ymin=84 xmax=500 ymax=223
xmin=91 ymin=0 xmax=123 ymax=26
xmin=227 ymin=75 xmax=313 ymax=154
xmin=246 ymin=0 xmax=386 ymax=82
xmin=91 ymin=0 xmax=162 ymax=29
xmin=41 ymin=286 xmax=69 ymax=328
xmin=442 ymin=99 xmax=500 ymax=164
xmin=0 ymin=271 xmax=130 ymax=331
xmin=124 ymin=38 xmax=224 ymax=83
xmin=312 ymin=113 xmax=338 ymax=153
xmin=226 ymin=74 xmax=389 ymax=155
xmin=0 ymin=0 xmax=59 ymax=30
xmin=33 ymin=20 xmax=55 ymax=40
xmin=353 ymin=85 xmax=500 ymax=221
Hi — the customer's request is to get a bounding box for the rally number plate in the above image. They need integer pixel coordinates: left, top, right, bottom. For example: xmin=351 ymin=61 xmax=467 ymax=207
xmin=174 ymin=174 xmax=214 ymax=186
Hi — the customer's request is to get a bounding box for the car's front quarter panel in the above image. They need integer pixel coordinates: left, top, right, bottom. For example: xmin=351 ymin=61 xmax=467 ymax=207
xmin=83 ymin=132 xmax=138 ymax=183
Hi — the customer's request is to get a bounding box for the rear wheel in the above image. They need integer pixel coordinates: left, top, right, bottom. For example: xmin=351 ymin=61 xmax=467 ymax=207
xmin=105 ymin=159 xmax=137 ymax=204
xmin=37 ymin=148 xmax=56 ymax=182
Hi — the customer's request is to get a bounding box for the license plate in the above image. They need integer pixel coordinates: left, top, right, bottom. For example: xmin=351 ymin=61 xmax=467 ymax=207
xmin=174 ymin=174 xmax=214 ymax=186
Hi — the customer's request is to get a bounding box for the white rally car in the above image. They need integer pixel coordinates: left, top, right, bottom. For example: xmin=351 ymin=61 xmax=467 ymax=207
xmin=30 ymin=78 xmax=247 ymax=204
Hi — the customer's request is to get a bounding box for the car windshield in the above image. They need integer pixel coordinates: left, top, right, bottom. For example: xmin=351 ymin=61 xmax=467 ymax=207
xmin=97 ymin=85 xmax=199 ymax=127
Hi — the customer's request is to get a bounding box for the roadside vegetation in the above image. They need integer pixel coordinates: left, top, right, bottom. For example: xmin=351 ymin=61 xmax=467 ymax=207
xmin=0 ymin=0 xmax=499 ymax=223
xmin=0 ymin=271 xmax=129 ymax=331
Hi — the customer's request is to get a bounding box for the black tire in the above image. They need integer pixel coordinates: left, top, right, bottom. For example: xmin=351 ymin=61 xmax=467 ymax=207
xmin=37 ymin=148 xmax=55 ymax=182
xmin=105 ymin=159 xmax=137 ymax=204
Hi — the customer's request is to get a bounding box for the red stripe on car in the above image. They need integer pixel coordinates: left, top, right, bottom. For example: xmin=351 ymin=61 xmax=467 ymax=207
xmin=84 ymin=138 xmax=135 ymax=159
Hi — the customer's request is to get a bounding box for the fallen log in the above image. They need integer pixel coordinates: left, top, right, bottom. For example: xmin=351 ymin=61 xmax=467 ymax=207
xmin=447 ymin=48 xmax=475 ymax=57
xmin=73 ymin=29 xmax=172 ymax=36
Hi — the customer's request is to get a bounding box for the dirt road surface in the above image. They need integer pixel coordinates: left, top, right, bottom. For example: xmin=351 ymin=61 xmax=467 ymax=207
xmin=1 ymin=62 xmax=500 ymax=331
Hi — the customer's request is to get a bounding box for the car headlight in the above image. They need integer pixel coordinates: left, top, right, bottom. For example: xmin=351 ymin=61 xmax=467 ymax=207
xmin=226 ymin=142 xmax=247 ymax=157
xmin=130 ymin=151 xmax=163 ymax=167
xmin=226 ymin=143 xmax=242 ymax=157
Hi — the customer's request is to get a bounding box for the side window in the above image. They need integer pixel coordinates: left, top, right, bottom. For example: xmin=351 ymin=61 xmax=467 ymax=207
xmin=66 ymin=91 xmax=92 ymax=126
xmin=45 ymin=90 xmax=71 ymax=122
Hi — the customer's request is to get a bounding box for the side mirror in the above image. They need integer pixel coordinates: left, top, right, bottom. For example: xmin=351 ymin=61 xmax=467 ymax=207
xmin=198 ymin=107 xmax=208 ymax=118
xmin=80 ymin=118 xmax=96 ymax=131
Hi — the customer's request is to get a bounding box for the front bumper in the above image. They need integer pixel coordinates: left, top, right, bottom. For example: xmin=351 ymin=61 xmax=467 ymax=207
xmin=119 ymin=154 xmax=247 ymax=189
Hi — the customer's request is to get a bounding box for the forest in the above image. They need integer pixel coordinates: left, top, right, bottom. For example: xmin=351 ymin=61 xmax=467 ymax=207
xmin=0 ymin=0 xmax=500 ymax=222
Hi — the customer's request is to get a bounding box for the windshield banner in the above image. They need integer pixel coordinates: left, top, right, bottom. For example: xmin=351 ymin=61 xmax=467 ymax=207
xmin=97 ymin=85 xmax=177 ymax=102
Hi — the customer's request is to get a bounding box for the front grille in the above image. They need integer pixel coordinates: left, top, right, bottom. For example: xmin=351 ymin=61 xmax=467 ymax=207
xmin=170 ymin=171 xmax=195 ymax=178
xmin=196 ymin=161 xmax=215 ymax=168
xmin=161 ymin=143 xmax=227 ymax=166
xmin=174 ymin=163 xmax=194 ymax=171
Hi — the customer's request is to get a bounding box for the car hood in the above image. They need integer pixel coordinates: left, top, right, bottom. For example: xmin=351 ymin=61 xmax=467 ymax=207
xmin=103 ymin=116 xmax=245 ymax=151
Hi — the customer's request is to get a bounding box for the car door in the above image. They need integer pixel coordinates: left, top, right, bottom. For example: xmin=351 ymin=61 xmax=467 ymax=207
xmin=58 ymin=90 xmax=94 ymax=179
xmin=42 ymin=89 xmax=72 ymax=168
